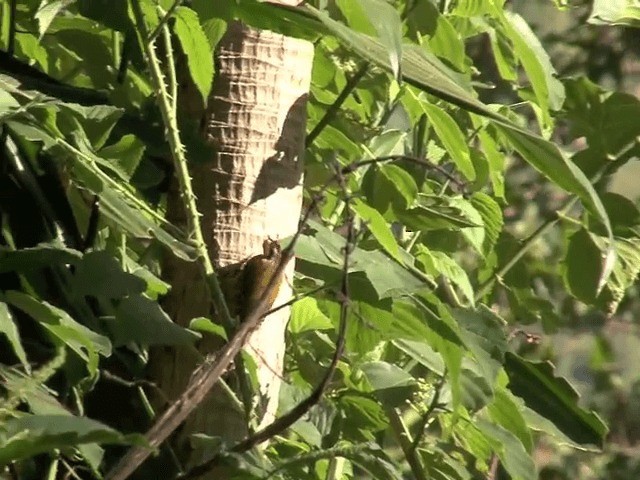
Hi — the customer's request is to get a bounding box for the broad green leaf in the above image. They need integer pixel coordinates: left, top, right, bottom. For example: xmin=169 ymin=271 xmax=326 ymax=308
xmin=498 ymin=11 xmax=565 ymax=130
xmin=415 ymin=246 xmax=474 ymax=306
xmin=59 ymin=104 xmax=124 ymax=150
xmin=589 ymin=0 xmax=640 ymax=27
xmin=504 ymin=353 xmax=608 ymax=447
xmin=0 ymin=302 xmax=29 ymax=372
xmin=397 ymin=195 xmax=478 ymax=231
xmin=378 ymin=164 xmax=418 ymax=210
xmin=476 ymin=129 xmax=506 ymax=199
xmin=361 ymin=361 xmax=416 ymax=390
xmin=487 ymin=386 xmax=534 ymax=453
xmin=0 ymin=367 xmax=105 ymax=470
xmin=112 ymin=294 xmax=200 ymax=346
xmin=98 ymin=134 xmax=145 ymax=181
xmin=173 ymin=6 xmax=214 ymax=104
xmin=190 ymin=0 xmax=228 ymax=49
xmin=344 ymin=444 xmax=403 ymax=480
xmin=0 ymin=242 xmax=82 ymax=273
xmin=563 ymin=228 xmax=603 ymax=304
xmin=469 ymin=192 xmax=503 ymax=256
xmin=4 ymin=291 xmax=111 ymax=374
xmin=356 ymin=0 xmax=403 ymax=80
xmin=0 ymin=414 xmax=144 ymax=465
xmin=392 ymin=339 xmax=444 ymax=375
xmin=353 ymin=199 xmax=402 ymax=263
xmin=293 ymin=220 xmax=425 ymax=299
xmin=367 ymin=130 xmax=406 ymax=157
xmin=450 ymin=197 xmax=485 ymax=254
xmin=454 ymin=306 xmax=507 ymax=385
xmin=72 ymin=251 xmax=147 ymax=300
xmin=77 ymin=0 xmax=131 ymax=32
xmin=476 ymin=418 xmax=536 ymax=480
xmin=35 ymin=0 xmax=74 ymax=38
xmin=419 ymin=100 xmax=475 ymax=180
xmin=405 ymin=296 xmax=464 ymax=407
xmin=290 ymin=297 xmax=334 ymax=334
xmin=189 ymin=317 xmax=227 ymax=340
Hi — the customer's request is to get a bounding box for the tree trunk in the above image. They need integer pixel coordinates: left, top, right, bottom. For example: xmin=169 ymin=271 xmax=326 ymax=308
xmin=150 ymin=19 xmax=313 ymax=475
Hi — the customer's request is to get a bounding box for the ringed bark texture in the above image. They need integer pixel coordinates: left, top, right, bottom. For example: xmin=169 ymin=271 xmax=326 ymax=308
xmin=154 ymin=21 xmax=313 ymax=473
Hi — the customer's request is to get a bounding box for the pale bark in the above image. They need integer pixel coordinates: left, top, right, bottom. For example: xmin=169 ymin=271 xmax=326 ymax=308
xmin=150 ymin=19 xmax=313 ymax=474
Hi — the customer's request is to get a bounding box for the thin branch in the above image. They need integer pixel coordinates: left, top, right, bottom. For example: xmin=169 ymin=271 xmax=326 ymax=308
xmin=306 ymin=62 xmax=369 ymax=148
xmin=148 ymin=0 xmax=184 ymax=44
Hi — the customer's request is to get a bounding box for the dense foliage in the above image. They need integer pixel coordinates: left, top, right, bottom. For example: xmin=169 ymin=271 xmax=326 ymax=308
xmin=1 ymin=0 xmax=640 ymax=479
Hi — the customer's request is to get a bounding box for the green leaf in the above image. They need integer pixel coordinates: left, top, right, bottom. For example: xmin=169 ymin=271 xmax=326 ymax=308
xmin=173 ymin=6 xmax=214 ymax=104
xmin=499 ymin=11 xmax=565 ymax=129
xmin=4 ymin=291 xmax=112 ymax=374
xmin=36 ymin=0 xmax=74 ymax=38
xmin=469 ymin=192 xmax=503 ymax=256
xmin=454 ymin=306 xmax=507 ymax=385
xmin=419 ymin=100 xmax=475 ymax=180
xmin=476 ymin=418 xmax=537 ymax=480
xmin=59 ymin=104 xmax=124 ymax=150
xmin=0 ymin=414 xmax=145 ymax=465
xmin=378 ymin=164 xmax=419 ymax=210
xmin=289 ymin=297 xmax=334 ymax=334
xmin=72 ymin=251 xmax=147 ymax=300
xmin=487 ymin=386 xmax=534 ymax=453
xmin=397 ymin=195 xmax=479 ymax=231
xmin=189 ymin=317 xmax=227 ymax=340
xmin=563 ymin=228 xmax=602 ymax=304
xmin=504 ymin=352 xmax=608 ymax=447
xmin=355 ymin=0 xmax=403 ymax=80
xmin=0 ymin=302 xmax=29 ymax=372
xmin=353 ymin=199 xmax=402 ymax=263
xmin=0 ymin=367 xmax=106 ymax=470
xmin=98 ymin=134 xmax=146 ymax=181
xmin=392 ymin=339 xmax=444 ymax=375
xmin=360 ymin=361 xmax=416 ymax=390
xmin=112 ymin=294 xmax=200 ymax=346
xmin=589 ymin=0 xmax=640 ymax=27
xmin=293 ymin=220 xmax=425 ymax=299
xmin=415 ymin=247 xmax=474 ymax=306
xmin=0 ymin=242 xmax=82 ymax=273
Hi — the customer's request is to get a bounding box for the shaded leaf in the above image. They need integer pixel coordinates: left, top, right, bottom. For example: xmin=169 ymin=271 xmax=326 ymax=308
xmin=173 ymin=6 xmax=214 ymax=104
xmin=0 ymin=242 xmax=82 ymax=273
xmin=0 ymin=303 xmax=29 ymax=372
xmin=112 ymin=294 xmax=200 ymax=346
xmin=0 ymin=414 xmax=145 ymax=465
xmin=504 ymin=352 xmax=608 ymax=447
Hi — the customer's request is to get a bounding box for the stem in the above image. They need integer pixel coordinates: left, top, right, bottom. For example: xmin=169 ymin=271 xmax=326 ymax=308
xmin=148 ymin=0 xmax=184 ymax=44
xmin=130 ymin=0 xmax=234 ymax=330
